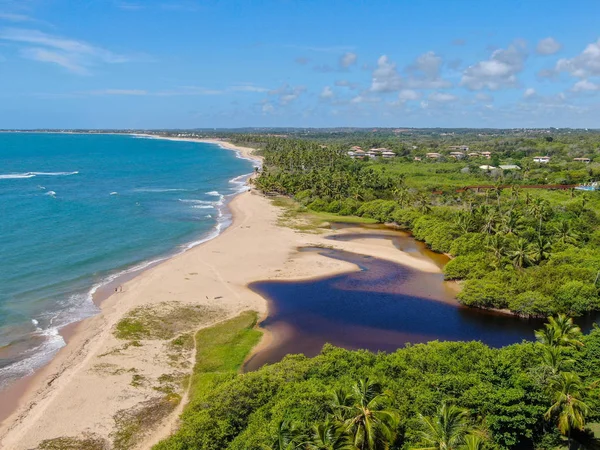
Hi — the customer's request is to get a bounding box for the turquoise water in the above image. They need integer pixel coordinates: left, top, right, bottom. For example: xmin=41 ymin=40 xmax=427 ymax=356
xmin=0 ymin=133 xmax=255 ymax=388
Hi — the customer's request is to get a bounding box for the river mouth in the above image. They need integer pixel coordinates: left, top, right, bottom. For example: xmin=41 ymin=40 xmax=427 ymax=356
xmin=244 ymin=227 xmax=546 ymax=371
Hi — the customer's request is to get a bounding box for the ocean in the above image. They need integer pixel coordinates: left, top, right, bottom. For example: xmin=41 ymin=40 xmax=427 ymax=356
xmin=0 ymin=133 xmax=255 ymax=389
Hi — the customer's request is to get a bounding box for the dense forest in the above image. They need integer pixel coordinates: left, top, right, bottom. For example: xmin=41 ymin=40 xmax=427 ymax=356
xmin=248 ymin=134 xmax=600 ymax=317
xmin=156 ymin=315 xmax=600 ymax=450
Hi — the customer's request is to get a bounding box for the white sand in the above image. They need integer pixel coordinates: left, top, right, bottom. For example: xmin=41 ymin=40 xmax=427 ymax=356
xmin=0 ymin=141 xmax=442 ymax=449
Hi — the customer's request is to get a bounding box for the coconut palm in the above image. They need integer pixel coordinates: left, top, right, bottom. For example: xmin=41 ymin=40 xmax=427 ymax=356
xmin=415 ymin=193 xmax=432 ymax=215
xmin=501 ymin=209 xmax=524 ymax=235
xmin=267 ymin=418 xmax=300 ymax=450
xmin=545 ymin=372 xmax=590 ymax=449
xmin=335 ymin=378 xmax=399 ymax=450
xmin=536 ymin=314 xmax=584 ymax=349
xmin=508 ymin=238 xmax=533 ymax=269
xmin=554 ymin=220 xmax=579 ymax=246
xmin=480 ymin=211 xmax=498 ymax=235
xmin=532 ymin=236 xmax=552 ymax=263
xmin=541 ymin=345 xmax=575 ymax=375
xmin=306 ymin=420 xmax=354 ymax=450
xmin=455 ymin=212 xmax=476 ymax=234
xmin=414 ymin=403 xmax=471 ymax=450
xmin=462 ymin=434 xmax=485 ymax=450
xmin=486 ymin=234 xmax=506 ymax=269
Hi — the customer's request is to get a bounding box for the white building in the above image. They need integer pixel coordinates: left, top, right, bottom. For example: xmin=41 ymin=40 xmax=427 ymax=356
xmin=533 ymin=156 xmax=551 ymax=163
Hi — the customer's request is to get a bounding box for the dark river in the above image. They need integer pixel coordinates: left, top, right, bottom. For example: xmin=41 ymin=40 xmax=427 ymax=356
xmin=243 ymin=226 xmax=573 ymax=371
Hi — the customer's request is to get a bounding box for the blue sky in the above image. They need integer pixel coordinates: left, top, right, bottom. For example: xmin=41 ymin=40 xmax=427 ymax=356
xmin=1 ymin=0 xmax=600 ymax=129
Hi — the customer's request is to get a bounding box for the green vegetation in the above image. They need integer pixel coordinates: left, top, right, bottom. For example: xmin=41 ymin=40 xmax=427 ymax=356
xmin=114 ymin=302 xmax=223 ymax=340
xmin=271 ymin=197 xmax=377 ymax=233
xmin=154 ymin=311 xmax=263 ymax=450
xmin=112 ymin=395 xmax=182 ymax=450
xmin=253 ymin=137 xmax=600 ymax=317
xmin=153 ymin=315 xmax=600 ymax=450
xmin=37 ymin=434 xmax=108 ymax=450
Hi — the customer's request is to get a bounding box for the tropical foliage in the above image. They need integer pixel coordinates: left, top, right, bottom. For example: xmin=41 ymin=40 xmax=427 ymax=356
xmin=155 ymin=316 xmax=600 ymax=450
xmin=251 ymin=137 xmax=600 ymax=317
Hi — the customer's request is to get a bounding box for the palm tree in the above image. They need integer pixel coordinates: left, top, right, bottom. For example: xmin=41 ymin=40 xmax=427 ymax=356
xmin=480 ymin=211 xmax=498 ymax=235
xmin=551 ymin=314 xmax=584 ymax=349
xmin=268 ymin=418 xmax=300 ymax=450
xmin=532 ymin=236 xmax=552 ymax=264
xmin=541 ymin=345 xmax=575 ymax=376
xmin=414 ymin=403 xmax=471 ymax=450
xmin=455 ymin=212 xmax=475 ymax=234
xmin=545 ymin=372 xmax=590 ymax=449
xmin=554 ymin=220 xmax=579 ymax=246
xmin=486 ymin=234 xmax=506 ymax=269
xmin=528 ymin=198 xmax=549 ymax=237
xmin=462 ymin=434 xmax=485 ymax=450
xmin=501 ymin=209 xmax=524 ymax=235
xmin=415 ymin=193 xmax=432 ymax=215
xmin=508 ymin=239 xmax=533 ymax=269
xmin=536 ymin=314 xmax=584 ymax=349
xmin=306 ymin=421 xmax=354 ymax=450
xmin=334 ymin=378 xmax=399 ymax=450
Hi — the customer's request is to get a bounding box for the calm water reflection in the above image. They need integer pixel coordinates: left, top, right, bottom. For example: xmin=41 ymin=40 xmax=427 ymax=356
xmin=244 ymin=228 xmax=549 ymax=371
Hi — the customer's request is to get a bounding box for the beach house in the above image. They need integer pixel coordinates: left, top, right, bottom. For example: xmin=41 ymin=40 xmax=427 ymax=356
xmin=533 ymin=156 xmax=551 ymax=163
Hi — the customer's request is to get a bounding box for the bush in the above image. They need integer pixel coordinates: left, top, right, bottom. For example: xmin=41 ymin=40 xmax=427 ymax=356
xmin=508 ymin=291 xmax=556 ymax=317
xmin=444 ymin=253 xmax=491 ymax=280
xmin=554 ymin=280 xmax=600 ymax=316
xmin=458 ymin=276 xmax=513 ymax=309
xmin=307 ymin=198 xmax=329 ymax=212
xmin=449 ymin=233 xmax=486 ymax=256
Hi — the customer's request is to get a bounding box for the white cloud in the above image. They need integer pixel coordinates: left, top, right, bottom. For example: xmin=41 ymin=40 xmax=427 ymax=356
xmin=536 ymin=37 xmax=561 ymax=55
xmin=351 ymin=94 xmax=381 ymax=104
xmin=91 ymin=89 xmax=148 ymax=95
xmin=0 ymin=13 xmax=35 ymax=22
xmin=370 ymin=55 xmax=403 ymax=92
xmin=428 ymin=92 xmax=457 ymax=102
xmin=0 ymin=27 xmax=128 ymax=74
xmin=523 ymin=87 xmax=536 ymax=98
xmin=475 ymin=92 xmax=493 ymax=102
xmin=556 ymin=39 xmax=600 ymax=78
xmin=334 ymin=79 xmax=359 ymax=89
xmin=269 ymin=84 xmax=306 ymax=105
xmin=572 ymin=79 xmax=600 ymax=92
xmin=20 ymin=47 xmax=89 ymax=74
xmin=114 ymin=1 xmax=145 ymax=10
xmin=406 ymin=51 xmax=452 ymax=89
xmin=230 ymin=84 xmax=269 ymax=93
xmin=461 ymin=42 xmax=527 ymax=90
xmin=398 ymin=89 xmax=421 ymax=101
xmin=262 ymin=102 xmax=274 ymax=114
xmin=340 ymin=52 xmax=357 ymax=68
xmin=320 ymin=86 xmax=334 ymax=99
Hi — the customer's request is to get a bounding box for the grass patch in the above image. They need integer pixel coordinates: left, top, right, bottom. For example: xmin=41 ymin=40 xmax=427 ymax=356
xmin=112 ymin=395 xmax=181 ymax=450
xmin=152 ymin=311 xmax=262 ymax=449
xmin=153 ymin=372 xmax=188 ymax=395
xmin=168 ymin=333 xmax=194 ymax=351
xmin=114 ymin=302 xmax=223 ymax=341
xmin=272 ymin=196 xmax=376 ymax=233
xmin=37 ymin=434 xmax=108 ymax=450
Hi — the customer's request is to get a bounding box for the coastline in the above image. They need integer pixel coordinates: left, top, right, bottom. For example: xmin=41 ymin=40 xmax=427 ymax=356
xmin=0 ymin=140 xmax=445 ymax=449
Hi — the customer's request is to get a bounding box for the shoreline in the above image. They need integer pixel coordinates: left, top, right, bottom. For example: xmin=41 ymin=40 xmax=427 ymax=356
xmin=0 ymin=135 xmax=259 ymax=393
xmin=0 ymin=141 xmax=446 ymax=449
xmin=0 ymin=138 xmax=263 ymax=444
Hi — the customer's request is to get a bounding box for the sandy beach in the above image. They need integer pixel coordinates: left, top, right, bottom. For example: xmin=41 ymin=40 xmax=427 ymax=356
xmin=0 ymin=140 xmax=442 ymax=450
